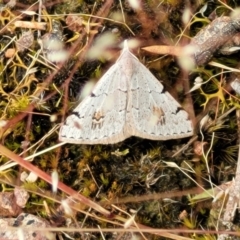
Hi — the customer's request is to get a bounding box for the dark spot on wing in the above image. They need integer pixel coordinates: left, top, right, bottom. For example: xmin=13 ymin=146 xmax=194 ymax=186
xmin=176 ymin=107 xmax=191 ymax=120
xmin=26 ymin=219 xmax=35 ymax=225
xmin=72 ymin=111 xmax=80 ymax=117
xmin=176 ymin=107 xmax=185 ymax=114
xmin=161 ymin=88 xmax=167 ymax=94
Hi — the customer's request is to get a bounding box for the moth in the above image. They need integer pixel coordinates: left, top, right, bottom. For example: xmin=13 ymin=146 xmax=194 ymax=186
xmin=59 ymin=40 xmax=193 ymax=144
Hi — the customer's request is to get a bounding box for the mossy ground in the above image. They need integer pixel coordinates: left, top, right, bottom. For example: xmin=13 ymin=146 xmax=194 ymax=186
xmin=0 ymin=0 xmax=240 ymax=239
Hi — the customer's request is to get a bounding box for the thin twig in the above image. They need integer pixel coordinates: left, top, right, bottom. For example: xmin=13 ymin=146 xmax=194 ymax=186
xmin=217 ymin=109 xmax=240 ymax=240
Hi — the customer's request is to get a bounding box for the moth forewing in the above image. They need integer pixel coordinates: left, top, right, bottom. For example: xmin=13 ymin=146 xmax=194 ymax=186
xmin=59 ymin=59 xmax=129 ymax=144
xmin=125 ymin=50 xmax=193 ymax=140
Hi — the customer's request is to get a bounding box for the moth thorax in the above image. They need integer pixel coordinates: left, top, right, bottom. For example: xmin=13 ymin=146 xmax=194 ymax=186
xmin=124 ymin=58 xmax=134 ymax=78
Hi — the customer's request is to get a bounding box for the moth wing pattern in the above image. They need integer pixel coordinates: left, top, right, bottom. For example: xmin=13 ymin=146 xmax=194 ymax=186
xmin=125 ymin=52 xmax=193 ymax=140
xmin=59 ymin=61 xmax=129 ymax=144
xmin=59 ymin=40 xmax=193 ymax=144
